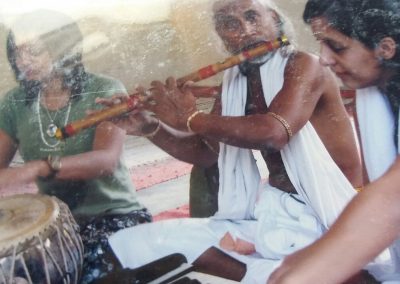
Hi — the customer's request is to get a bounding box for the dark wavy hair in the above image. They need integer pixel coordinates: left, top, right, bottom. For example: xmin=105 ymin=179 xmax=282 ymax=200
xmin=303 ymin=0 xmax=400 ymax=146
xmin=6 ymin=10 xmax=88 ymax=105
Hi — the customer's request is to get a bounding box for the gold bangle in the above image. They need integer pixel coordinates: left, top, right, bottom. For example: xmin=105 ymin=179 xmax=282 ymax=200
xmin=48 ymin=155 xmax=62 ymax=172
xmin=355 ymin=186 xmax=363 ymax=193
xmin=143 ymin=120 xmax=161 ymax=138
xmin=187 ymin=110 xmax=204 ymax=133
xmin=267 ymin=112 xmax=293 ymax=141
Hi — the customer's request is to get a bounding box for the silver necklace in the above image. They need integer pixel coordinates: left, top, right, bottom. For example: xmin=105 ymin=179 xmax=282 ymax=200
xmin=37 ymin=91 xmax=72 ymax=148
xmin=43 ymin=104 xmax=60 ymax=137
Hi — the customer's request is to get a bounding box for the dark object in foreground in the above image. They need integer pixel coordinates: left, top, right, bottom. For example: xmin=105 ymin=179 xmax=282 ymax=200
xmin=94 ymin=253 xmax=192 ymax=284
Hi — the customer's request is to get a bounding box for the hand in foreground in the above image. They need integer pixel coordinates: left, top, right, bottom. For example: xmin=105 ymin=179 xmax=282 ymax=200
xmin=269 ymin=251 xmax=379 ymax=284
xmin=94 ymin=93 xmax=159 ymax=137
xmin=267 ymin=250 xmax=307 ymax=284
xmin=142 ymin=77 xmax=198 ymax=132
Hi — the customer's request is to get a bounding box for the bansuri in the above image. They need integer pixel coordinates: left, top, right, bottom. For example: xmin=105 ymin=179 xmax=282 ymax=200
xmin=55 ymin=36 xmax=289 ymax=140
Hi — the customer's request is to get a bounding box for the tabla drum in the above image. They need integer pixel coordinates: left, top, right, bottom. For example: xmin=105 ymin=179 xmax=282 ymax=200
xmin=0 ymin=194 xmax=83 ymax=284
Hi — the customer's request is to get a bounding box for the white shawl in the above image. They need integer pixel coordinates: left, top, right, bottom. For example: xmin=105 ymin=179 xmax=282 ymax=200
xmin=356 ymin=87 xmax=397 ymax=181
xmin=356 ymin=87 xmax=400 ymax=283
xmin=215 ymin=51 xmax=356 ymax=229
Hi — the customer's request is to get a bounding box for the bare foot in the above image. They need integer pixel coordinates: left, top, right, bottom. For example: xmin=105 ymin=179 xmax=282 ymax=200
xmin=234 ymin=237 xmax=256 ymax=255
xmin=219 ymin=232 xmax=256 ymax=255
xmin=219 ymin=232 xmax=236 ymax=251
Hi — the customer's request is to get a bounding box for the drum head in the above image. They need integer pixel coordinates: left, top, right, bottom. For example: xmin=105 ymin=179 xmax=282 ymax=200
xmin=0 ymin=194 xmax=60 ymax=255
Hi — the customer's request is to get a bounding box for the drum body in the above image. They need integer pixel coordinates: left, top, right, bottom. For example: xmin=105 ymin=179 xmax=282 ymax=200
xmin=0 ymin=194 xmax=83 ymax=284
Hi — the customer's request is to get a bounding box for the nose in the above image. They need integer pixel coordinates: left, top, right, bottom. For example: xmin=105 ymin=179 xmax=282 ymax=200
xmin=319 ymin=44 xmax=336 ymax=67
xmin=241 ymin=20 xmax=256 ymax=37
xmin=15 ymin=51 xmax=33 ymax=68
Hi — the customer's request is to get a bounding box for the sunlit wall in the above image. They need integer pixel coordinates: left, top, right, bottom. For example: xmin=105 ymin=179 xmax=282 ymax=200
xmin=0 ymin=0 xmax=315 ymax=94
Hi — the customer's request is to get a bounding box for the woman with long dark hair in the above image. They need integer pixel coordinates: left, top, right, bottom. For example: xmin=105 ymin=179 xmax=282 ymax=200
xmin=269 ymin=1 xmax=400 ymax=283
xmin=0 ymin=10 xmax=151 ymax=283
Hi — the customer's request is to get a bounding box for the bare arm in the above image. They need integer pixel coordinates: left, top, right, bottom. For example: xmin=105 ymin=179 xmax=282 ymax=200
xmin=97 ymin=92 xmax=220 ymax=167
xmin=147 ymin=52 xmax=325 ymax=151
xmin=53 ymin=121 xmax=126 ymax=180
xmin=147 ymin=98 xmax=220 ymax=167
xmin=0 ymin=121 xmax=127 ymax=187
xmin=268 ymin=156 xmax=400 ymax=284
xmin=0 ymin=130 xmax=52 ymax=190
xmin=148 ymin=128 xmax=218 ymax=167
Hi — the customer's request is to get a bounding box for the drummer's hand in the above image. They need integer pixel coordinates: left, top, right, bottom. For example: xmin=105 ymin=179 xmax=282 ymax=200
xmin=23 ymin=160 xmax=53 ymax=179
xmin=0 ymin=160 xmax=53 ymax=189
xmin=95 ymin=94 xmax=159 ymax=137
xmin=143 ymin=77 xmax=197 ymax=132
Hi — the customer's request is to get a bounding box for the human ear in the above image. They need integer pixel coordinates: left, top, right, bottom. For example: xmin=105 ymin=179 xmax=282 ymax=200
xmin=267 ymin=9 xmax=281 ymax=26
xmin=375 ymin=37 xmax=396 ymax=60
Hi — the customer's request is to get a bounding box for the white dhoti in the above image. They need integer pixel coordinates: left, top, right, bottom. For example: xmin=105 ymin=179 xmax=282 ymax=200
xmin=109 ymin=185 xmax=323 ymax=284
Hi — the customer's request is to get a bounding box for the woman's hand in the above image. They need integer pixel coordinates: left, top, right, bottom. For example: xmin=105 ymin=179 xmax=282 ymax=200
xmin=0 ymin=160 xmax=52 ymax=190
xmin=29 ymin=160 xmax=53 ymax=178
xmin=95 ymin=94 xmax=159 ymax=136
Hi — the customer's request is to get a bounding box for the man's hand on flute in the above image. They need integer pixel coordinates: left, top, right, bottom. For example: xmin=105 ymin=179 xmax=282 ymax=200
xmin=94 ymin=93 xmax=159 ymax=137
xmin=143 ymin=77 xmax=198 ymax=133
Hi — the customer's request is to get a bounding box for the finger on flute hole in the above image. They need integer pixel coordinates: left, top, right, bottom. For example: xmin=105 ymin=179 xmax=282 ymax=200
xmin=182 ymin=80 xmax=195 ymax=88
xmin=119 ymin=108 xmax=140 ymax=118
xmin=134 ymin=84 xmax=146 ymax=94
xmin=150 ymin=80 xmax=166 ymax=91
xmin=182 ymin=81 xmax=195 ymax=95
xmin=112 ymin=98 xmax=122 ymax=105
xmin=165 ymin=76 xmax=177 ymax=88
xmin=147 ymin=98 xmax=157 ymax=106
xmin=85 ymin=109 xmax=100 ymax=117
xmin=95 ymin=96 xmax=124 ymax=106
xmin=95 ymin=97 xmax=114 ymax=107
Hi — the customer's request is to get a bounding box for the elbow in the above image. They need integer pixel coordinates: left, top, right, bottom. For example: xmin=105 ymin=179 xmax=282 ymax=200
xmin=270 ymin=140 xmax=287 ymax=151
xmin=105 ymin=160 xmax=119 ymax=175
xmin=98 ymin=155 xmax=120 ymax=176
xmin=259 ymin=136 xmax=288 ymax=152
xmin=193 ymin=152 xmax=218 ymax=168
xmin=102 ymin=164 xmax=118 ymax=176
xmin=252 ymin=125 xmax=289 ymax=151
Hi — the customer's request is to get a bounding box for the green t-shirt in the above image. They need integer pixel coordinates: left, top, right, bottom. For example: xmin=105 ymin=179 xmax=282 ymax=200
xmin=0 ymin=73 xmax=143 ymax=217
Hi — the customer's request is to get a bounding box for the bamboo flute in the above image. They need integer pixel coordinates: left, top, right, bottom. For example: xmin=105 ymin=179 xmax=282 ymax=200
xmin=55 ymin=35 xmax=289 ymax=140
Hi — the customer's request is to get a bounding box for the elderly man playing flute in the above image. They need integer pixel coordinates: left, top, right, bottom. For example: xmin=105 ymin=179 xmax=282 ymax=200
xmin=102 ymin=0 xmax=368 ymax=282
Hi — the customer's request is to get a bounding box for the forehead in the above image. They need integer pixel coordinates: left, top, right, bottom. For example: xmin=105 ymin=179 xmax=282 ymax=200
xmin=310 ymin=16 xmax=371 ymax=53
xmin=310 ymin=16 xmax=346 ymax=41
xmin=213 ymin=0 xmax=265 ymax=17
xmin=310 ymin=17 xmax=330 ymax=35
xmin=13 ymin=33 xmax=42 ymax=47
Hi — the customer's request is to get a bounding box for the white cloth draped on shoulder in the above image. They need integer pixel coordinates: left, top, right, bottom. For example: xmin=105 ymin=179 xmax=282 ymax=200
xmin=356 ymin=87 xmax=397 ymax=182
xmin=215 ymin=51 xmax=356 ymax=228
xmin=356 ymin=87 xmax=400 ymax=283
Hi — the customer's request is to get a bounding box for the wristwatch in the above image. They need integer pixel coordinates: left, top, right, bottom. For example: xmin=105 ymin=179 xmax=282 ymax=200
xmin=47 ymin=155 xmax=62 ymax=178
